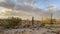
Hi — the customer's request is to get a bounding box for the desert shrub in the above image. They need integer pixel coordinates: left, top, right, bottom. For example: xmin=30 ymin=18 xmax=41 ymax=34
xmin=0 ymin=17 xmax=22 ymax=29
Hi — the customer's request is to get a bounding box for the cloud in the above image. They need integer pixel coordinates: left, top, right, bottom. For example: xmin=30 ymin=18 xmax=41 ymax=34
xmin=0 ymin=0 xmax=56 ymax=19
xmin=0 ymin=0 xmax=37 ymax=9
xmin=0 ymin=0 xmax=6 ymax=3
xmin=0 ymin=7 xmax=12 ymax=15
xmin=48 ymin=4 xmax=57 ymax=12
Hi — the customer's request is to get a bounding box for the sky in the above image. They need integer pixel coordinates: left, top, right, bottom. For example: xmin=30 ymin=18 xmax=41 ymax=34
xmin=35 ymin=0 xmax=60 ymax=9
xmin=0 ymin=0 xmax=60 ymax=20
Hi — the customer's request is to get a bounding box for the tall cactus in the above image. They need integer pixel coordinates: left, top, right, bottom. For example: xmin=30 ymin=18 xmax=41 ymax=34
xmin=50 ymin=13 xmax=53 ymax=25
xmin=32 ymin=16 xmax=34 ymax=26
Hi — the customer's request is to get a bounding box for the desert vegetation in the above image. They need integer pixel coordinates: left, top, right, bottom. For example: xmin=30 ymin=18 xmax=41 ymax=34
xmin=0 ymin=17 xmax=60 ymax=34
xmin=0 ymin=16 xmax=60 ymax=29
xmin=0 ymin=17 xmax=42 ymax=29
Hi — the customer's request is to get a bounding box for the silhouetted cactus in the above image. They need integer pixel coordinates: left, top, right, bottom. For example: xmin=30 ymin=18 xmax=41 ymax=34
xmin=32 ymin=16 xmax=34 ymax=26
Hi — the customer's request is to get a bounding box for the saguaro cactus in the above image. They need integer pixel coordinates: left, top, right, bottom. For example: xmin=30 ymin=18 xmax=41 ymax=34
xmin=50 ymin=12 xmax=53 ymax=25
xmin=32 ymin=17 xmax=34 ymax=26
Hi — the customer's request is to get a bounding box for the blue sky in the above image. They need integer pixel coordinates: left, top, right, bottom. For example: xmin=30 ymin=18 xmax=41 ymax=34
xmin=35 ymin=0 xmax=60 ymax=10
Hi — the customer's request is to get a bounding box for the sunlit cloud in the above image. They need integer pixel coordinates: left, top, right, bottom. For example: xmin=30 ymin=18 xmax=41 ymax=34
xmin=48 ymin=5 xmax=57 ymax=12
xmin=0 ymin=7 xmax=12 ymax=15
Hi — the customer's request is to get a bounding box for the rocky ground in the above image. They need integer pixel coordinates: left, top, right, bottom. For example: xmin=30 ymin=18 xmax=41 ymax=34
xmin=0 ymin=26 xmax=60 ymax=34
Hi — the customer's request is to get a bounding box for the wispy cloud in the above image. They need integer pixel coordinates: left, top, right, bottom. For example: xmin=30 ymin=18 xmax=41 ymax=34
xmin=48 ymin=4 xmax=57 ymax=12
xmin=0 ymin=0 xmax=37 ymax=9
xmin=0 ymin=0 xmax=59 ymax=19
